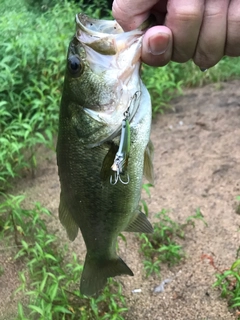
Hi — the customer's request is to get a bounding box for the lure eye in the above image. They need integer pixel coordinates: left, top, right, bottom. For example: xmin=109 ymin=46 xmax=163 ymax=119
xmin=68 ymin=55 xmax=83 ymax=75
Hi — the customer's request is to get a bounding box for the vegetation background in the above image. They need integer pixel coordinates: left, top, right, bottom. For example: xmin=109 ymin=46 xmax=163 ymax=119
xmin=1 ymin=0 xmax=240 ymax=319
xmin=2 ymin=0 xmax=240 ymax=192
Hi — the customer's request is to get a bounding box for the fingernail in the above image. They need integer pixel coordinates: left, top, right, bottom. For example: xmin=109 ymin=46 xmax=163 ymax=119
xmin=148 ymin=33 xmax=170 ymax=55
xmin=199 ymin=67 xmax=208 ymax=72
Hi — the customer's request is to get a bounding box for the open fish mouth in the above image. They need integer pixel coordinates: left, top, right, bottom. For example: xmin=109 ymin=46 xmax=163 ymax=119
xmin=75 ymin=13 xmax=144 ymax=55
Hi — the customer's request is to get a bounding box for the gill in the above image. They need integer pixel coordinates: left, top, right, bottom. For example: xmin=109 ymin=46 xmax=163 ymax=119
xmin=110 ymin=92 xmax=140 ymax=185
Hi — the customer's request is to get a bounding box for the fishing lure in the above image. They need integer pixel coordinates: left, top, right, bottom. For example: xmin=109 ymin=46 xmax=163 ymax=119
xmin=110 ymin=91 xmax=141 ymax=185
xmin=110 ymin=112 xmax=130 ymax=185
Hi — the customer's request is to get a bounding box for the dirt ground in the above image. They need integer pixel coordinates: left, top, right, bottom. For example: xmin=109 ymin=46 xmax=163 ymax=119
xmin=1 ymin=79 xmax=240 ymax=319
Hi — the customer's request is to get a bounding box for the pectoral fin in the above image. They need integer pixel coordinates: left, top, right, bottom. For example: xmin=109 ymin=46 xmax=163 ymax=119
xmin=100 ymin=142 xmax=118 ymax=181
xmin=143 ymin=140 xmax=154 ymax=185
xmin=124 ymin=210 xmax=153 ymax=233
xmin=59 ymin=194 xmax=79 ymax=241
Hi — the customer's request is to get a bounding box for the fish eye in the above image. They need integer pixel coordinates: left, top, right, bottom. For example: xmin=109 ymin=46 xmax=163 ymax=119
xmin=68 ymin=55 xmax=83 ymax=75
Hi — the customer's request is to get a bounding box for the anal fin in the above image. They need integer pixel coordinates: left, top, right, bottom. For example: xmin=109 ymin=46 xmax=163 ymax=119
xmin=59 ymin=193 xmax=79 ymax=241
xmin=124 ymin=210 xmax=153 ymax=233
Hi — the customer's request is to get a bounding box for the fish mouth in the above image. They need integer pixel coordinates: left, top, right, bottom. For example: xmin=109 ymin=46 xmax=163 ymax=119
xmin=75 ymin=13 xmax=144 ymax=55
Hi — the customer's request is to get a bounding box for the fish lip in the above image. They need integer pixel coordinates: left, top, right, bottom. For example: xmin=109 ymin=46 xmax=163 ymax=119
xmin=76 ymin=13 xmax=124 ymax=36
xmin=75 ymin=13 xmax=156 ymax=35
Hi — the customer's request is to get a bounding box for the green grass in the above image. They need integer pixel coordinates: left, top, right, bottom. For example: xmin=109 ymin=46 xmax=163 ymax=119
xmin=143 ymin=56 xmax=240 ymax=114
xmin=213 ymin=257 xmax=240 ymax=318
xmin=139 ymin=208 xmax=207 ymax=277
xmin=0 ymin=266 xmax=4 ymax=277
xmin=0 ymin=0 xmax=109 ymax=191
xmin=1 ymin=194 xmax=128 ymax=320
xmin=212 ymin=196 xmax=240 ymax=318
xmin=0 ymin=192 xmax=207 ymax=319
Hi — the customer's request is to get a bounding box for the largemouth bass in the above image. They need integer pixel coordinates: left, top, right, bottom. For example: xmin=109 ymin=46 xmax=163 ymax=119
xmin=57 ymin=13 xmax=154 ymax=296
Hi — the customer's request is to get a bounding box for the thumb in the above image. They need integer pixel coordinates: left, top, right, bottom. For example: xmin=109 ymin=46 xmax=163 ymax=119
xmin=112 ymin=0 xmax=159 ymax=31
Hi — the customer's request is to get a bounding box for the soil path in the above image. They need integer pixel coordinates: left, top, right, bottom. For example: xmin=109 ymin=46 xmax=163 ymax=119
xmin=1 ymin=80 xmax=240 ymax=319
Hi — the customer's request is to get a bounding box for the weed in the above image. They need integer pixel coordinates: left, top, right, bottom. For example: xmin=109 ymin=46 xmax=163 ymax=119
xmin=143 ymin=57 xmax=240 ymax=116
xmin=213 ymin=258 xmax=240 ymax=315
xmin=0 ymin=195 xmax=128 ymax=319
xmin=141 ymin=183 xmax=154 ymax=217
xmin=0 ymin=194 xmax=50 ymax=245
xmin=185 ymin=207 xmax=208 ymax=227
xmin=0 ymin=0 xmax=107 ymax=191
xmin=235 ymin=196 xmax=240 ymax=215
xmin=139 ymin=208 xmax=207 ymax=277
xmin=142 ymin=64 xmax=183 ymax=115
xmin=168 ymin=58 xmax=240 ymax=89
xmin=139 ymin=209 xmax=185 ymax=277
xmin=0 ymin=266 xmax=4 ymax=277
xmin=212 ymin=215 xmax=240 ymax=319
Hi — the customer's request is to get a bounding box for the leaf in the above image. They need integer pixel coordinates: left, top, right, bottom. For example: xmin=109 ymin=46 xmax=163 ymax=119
xmin=52 ymin=306 xmax=72 ymax=314
xmin=48 ymin=282 xmax=58 ymax=301
xmin=231 ymin=259 xmax=240 ymax=271
xmin=28 ymin=305 xmax=44 ymax=315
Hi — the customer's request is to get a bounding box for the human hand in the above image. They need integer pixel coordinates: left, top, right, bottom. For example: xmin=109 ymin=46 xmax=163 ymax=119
xmin=112 ymin=0 xmax=240 ymax=68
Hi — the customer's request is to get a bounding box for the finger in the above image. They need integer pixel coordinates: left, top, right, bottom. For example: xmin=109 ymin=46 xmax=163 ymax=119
xmin=142 ymin=26 xmax=173 ymax=66
xmin=165 ymin=0 xmax=205 ymax=62
xmin=112 ymin=0 xmax=159 ymax=31
xmin=193 ymin=0 xmax=230 ymax=69
xmin=225 ymin=0 xmax=240 ymax=57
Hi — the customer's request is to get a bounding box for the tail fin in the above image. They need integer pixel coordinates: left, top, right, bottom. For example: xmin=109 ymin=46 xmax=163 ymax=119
xmin=80 ymin=253 xmax=133 ymax=296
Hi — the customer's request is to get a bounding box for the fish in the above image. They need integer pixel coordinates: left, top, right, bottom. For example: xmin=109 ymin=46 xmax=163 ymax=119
xmin=57 ymin=13 xmax=154 ymax=296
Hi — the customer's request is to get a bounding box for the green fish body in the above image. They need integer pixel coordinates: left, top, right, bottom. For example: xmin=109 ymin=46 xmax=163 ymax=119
xmin=57 ymin=14 xmax=154 ymax=296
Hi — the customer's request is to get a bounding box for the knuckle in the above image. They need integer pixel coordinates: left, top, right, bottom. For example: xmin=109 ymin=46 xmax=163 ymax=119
xmin=204 ymin=2 xmax=229 ymax=20
xmin=172 ymin=54 xmax=190 ymax=64
xmin=225 ymin=45 xmax=240 ymax=57
xmin=193 ymin=51 xmax=220 ymax=69
xmin=170 ymin=6 xmax=203 ymax=22
xmin=228 ymin=5 xmax=240 ymax=25
xmin=228 ymin=15 xmax=240 ymax=31
xmin=112 ymin=1 xmax=123 ymax=20
xmin=171 ymin=47 xmax=192 ymax=63
xmin=204 ymin=8 xmax=226 ymax=20
xmin=225 ymin=17 xmax=240 ymax=56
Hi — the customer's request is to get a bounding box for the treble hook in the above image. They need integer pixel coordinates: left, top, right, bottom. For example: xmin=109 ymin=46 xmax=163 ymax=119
xmin=110 ymin=170 xmax=130 ymax=185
